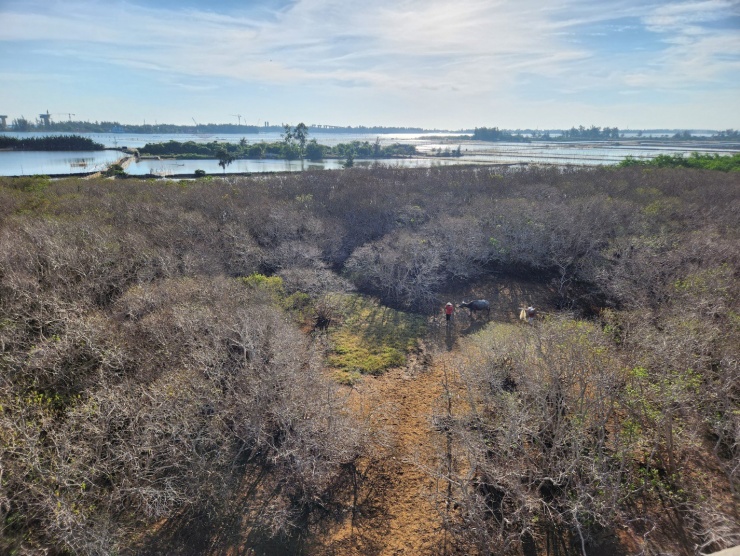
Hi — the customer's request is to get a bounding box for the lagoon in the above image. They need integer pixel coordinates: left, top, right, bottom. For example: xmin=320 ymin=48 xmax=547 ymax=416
xmin=0 ymin=149 xmax=125 ymax=177
xmin=126 ymin=157 xmax=464 ymax=176
xmin=1 ymin=131 xmax=739 ymax=177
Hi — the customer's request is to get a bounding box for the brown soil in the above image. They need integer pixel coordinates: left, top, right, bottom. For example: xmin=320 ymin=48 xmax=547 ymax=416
xmin=309 ymin=277 xmax=562 ymax=555
xmin=316 ymin=353 xmax=450 ymax=555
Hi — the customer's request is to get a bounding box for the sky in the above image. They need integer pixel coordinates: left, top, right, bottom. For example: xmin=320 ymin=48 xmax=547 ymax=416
xmin=1 ymin=0 xmax=739 ymax=130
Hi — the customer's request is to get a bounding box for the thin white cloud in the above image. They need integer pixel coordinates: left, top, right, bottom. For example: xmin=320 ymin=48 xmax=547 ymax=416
xmin=172 ymin=82 xmax=219 ymax=91
xmin=622 ymin=0 xmax=740 ymax=88
xmin=643 ymin=0 xmax=740 ymax=31
xmin=0 ymin=0 xmax=590 ymax=89
xmin=0 ymin=0 xmax=738 ymax=127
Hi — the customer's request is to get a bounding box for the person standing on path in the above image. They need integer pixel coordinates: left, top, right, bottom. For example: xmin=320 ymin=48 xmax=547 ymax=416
xmin=445 ymin=302 xmax=454 ymax=324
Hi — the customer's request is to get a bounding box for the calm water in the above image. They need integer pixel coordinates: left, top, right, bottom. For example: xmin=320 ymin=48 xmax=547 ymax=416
xmin=0 ymin=150 xmax=125 ymax=176
xmin=127 ymin=157 xmax=462 ymax=176
xmin=1 ymin=131 xmax=738 ymax=177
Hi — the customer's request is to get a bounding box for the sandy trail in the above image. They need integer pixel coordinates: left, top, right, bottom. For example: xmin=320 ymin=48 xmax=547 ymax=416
xmin=317 ymin=279 xmax=559 ymax=555
xmin=318 ymin=347 xmax=457 ymax=555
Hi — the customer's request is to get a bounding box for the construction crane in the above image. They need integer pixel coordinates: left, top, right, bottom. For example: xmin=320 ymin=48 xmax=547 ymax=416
xmin=192 ymin=117 xmax=199 ymax=128
xmin=53 ymin=113 xmax=76 ymax=121
xmin=231 ymin=114 xmax=242 ymax=126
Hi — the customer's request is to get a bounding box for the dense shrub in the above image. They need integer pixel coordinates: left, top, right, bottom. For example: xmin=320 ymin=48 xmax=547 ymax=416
xmin=619 ymin=152 xmax=740 ymax=172
xmin=0 ymin=164 xmax=738 ymax=554
xmin=442 ymin=320 xmax=629 ymax=553
xmin=0 ymin=276 xmax=366 ymax=553
xmin=441 ymin=307 xmax=739 ymax=554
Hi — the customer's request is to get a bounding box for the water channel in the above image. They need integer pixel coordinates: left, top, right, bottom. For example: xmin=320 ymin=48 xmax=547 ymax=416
xmin=1 ymin=131 xmax=738 ymax=177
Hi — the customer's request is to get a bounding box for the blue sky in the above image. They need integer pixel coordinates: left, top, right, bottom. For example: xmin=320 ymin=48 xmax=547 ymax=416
xmin=1 ymin=0 xmax=739 ymax=129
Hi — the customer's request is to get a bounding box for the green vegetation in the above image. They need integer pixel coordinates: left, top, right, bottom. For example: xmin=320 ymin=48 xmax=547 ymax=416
xmin=429 ymin=145 xmax=463 ymax=157
xmin=237 ymin=273 xmax=313 ymax=321
xmin=471 ymin=125 xmax=621 ymax=141
xmin=139 ymin=136 xmax=418 ymax=161
xmin=470 ymin=124 xmax=740 ymax=142
xmin=293 ymin=122 xmax=308 ymax=159
xmin=0 ymin=134 xmax=105 ymax=151
xmin=103 ymin=163 xmax=126 ymax=177
xmin=472 ymin=126 xmax=529 ymax=142
xmin=619 ymin=151 xmax=740 ymax=171
xmin=216 ymin=148 xmax=235 ymax=172
xmin=325 ymin=294 xmax=426 ymax=383
xmin=334 ymin=140 xmax=416 ymax=158
xmin=559 ymin=124 xmax=620 ymax=139
xmin=136 ymin=122 xmax=419 ymax=162
xmin=712 ymin=129 xmax=740 ymax=140
xmin=471 ymin=124 xmax=621 ymax=141
xmin=139 ymin=139 xmax=249 ymax=158
xmin=342 ymin=149 xmax=355 ymax=168
xmin=9 ymin=117 xmax=32 ymax=131
xmin=305 ymin=139 xmax=325 ymax=161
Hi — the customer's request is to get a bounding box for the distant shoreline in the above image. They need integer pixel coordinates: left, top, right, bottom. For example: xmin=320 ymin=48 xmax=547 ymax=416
xmin=2 ymin=132 xmax=738 ymax=178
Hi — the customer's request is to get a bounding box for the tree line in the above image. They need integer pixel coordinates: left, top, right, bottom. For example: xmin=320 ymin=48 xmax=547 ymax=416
xmin=139 ymin=137 xmax=418 ymax=162
xmin=472 ymin=127 xmax=529 ymax=142
xmin=559 ymin=125 xmax=620 ymax=140
xmin=2 ymin=118 xmax=261 ymax=134
xmin=0 ymin=135 xmax=105 ymax=151
xmin=471 ymin=125 xmax=620 ymax=141
xmin=0 ymin=118 xmax=429 ymax=134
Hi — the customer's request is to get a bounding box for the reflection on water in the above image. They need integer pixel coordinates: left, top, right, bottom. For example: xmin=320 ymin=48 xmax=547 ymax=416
xmin=126 ymin=157 xmax=462 ymax=176
xmin=420 ymin=141 xmax=739 ymax=166
xmin=0 ymin=150 xmax=124 ymax=176
xmin=0 ymin=131 xmax=466 ymax=149
xmin=1 ymin=131 xmax=738 ymax=177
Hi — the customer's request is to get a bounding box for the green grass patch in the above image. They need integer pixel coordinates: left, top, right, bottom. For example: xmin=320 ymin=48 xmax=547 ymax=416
xmin=325 ymin=294 xmax=426 ymax=383
xmin=620 ymin=152 xmax=740 ymax=172
xmin=238 ymin=273 xmax=315 ymax=323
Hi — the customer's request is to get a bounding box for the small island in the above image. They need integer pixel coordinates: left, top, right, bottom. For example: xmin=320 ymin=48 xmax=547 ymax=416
xmin=0 ymin=134 xmax=105 ymax=151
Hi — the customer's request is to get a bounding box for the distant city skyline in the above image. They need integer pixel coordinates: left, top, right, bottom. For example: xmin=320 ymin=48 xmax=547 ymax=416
xmin=1 ymin=0 xmax=739 ymax=130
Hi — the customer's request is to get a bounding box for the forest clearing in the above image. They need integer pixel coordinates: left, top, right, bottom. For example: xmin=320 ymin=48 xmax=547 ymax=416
xmin=0 ymin=164 xmax=738 ymax=555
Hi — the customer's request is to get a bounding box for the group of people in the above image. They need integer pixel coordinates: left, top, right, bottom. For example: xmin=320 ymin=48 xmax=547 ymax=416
xmin=444 ymin=302 xmax=537 ymax=323
xmin=520 ymin=305 xmax=537 ymax=324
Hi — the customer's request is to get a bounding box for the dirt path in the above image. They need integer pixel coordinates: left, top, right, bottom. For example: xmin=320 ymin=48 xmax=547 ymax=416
xmin=316 ymin=278 xmax=561 ymax=555
xmin=319 ymin=346 xmax=455 ymax=555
